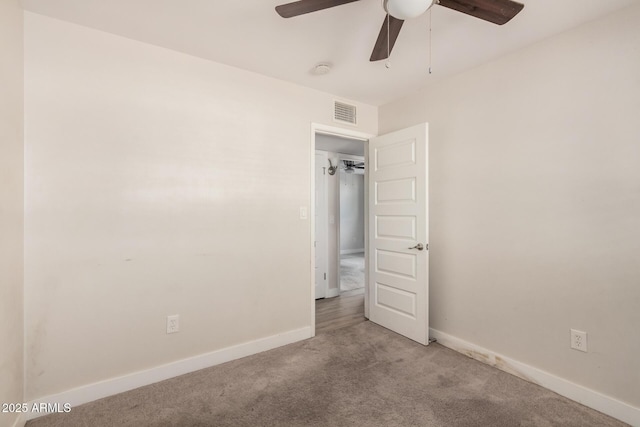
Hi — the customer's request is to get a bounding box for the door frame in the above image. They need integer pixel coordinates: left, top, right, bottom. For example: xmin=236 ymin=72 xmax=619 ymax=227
xmin=310 ymin=123 xmax=374 ymax=337
xmin=314 ymin=150 xmax=329 ymax=299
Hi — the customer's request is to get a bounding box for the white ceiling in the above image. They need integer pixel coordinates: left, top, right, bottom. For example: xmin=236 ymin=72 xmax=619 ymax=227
xmin=316 ymin=133 xmax=365 ymax=156
xmin=22 ymin=0 xmax=637 ymax=106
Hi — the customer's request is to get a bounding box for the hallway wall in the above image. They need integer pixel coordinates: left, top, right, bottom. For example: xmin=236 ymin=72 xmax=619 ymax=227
xmin=339 ymin=172 xmax=365 ymax=254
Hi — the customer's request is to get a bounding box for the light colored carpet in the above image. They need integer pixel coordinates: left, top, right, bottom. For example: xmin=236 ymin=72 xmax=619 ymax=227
xmin=27 ymin=321 xmax=627 ymax=427
xmin=340 ymin=252 xmax=364 ymax=291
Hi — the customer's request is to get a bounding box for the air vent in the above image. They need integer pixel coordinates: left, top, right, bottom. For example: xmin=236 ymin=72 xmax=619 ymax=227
xmin=334 ymin=101 xmax=357 ymax=125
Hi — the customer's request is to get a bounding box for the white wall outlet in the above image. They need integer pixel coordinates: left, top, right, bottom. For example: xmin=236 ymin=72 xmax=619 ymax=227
xmin=167 ymin=315 xmax=179 ymax=334
xmin=570 ymin=329 xmax=587 ymax=352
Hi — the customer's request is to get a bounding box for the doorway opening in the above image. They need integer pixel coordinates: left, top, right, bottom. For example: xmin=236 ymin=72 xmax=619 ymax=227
xmin=311 ymin=124 xmax=373 ymax=336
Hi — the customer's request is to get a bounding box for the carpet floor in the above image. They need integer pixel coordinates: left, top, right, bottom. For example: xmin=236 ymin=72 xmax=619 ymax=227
xmin=340 ymin=252 xmax=365 ymax=292
xmin=27 ymin=321 xmax=627 ymax=427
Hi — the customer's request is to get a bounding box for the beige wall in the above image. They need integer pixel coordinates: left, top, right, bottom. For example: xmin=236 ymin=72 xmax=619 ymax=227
xmin=380 ymin=4 xmax=640 ymax=408
xmin=24 ymin=12 xmax=377 ymax=400
xmin=0 ymin=1 xmax=24 ymax=426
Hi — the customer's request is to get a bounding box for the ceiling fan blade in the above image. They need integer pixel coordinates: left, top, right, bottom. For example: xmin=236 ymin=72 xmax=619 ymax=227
xmin=370 ymin=15 xmax=404 ymax=62
xmin=437 ymin=0 xmax=524 ymax=25
xmin=276 ymin=0 xmax=360 ymax=18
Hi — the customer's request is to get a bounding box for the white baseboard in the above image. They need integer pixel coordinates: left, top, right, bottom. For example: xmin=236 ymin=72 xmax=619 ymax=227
xmin=25 ymin=327 xmax=312 ymax=421
xmin=326 ymin=288 xmax=340 ymax=298
xmin=430 ymin=328 xmax=640 ymax=427
xmin=340 ymin=248 xmax=364 ymax=255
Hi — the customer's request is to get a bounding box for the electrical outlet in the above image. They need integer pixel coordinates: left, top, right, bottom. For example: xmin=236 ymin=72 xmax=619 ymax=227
xmin=167 ymin=315 xmax=180 ymax=334
xmin=570 ymin=329 xmax=587 ymax=352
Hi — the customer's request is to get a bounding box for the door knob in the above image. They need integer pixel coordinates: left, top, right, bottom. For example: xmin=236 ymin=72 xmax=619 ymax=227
xmin=409 ymin=243 xmax=424 ymax=251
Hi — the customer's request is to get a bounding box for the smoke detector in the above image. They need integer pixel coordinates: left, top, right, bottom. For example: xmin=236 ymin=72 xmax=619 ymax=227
xmin=313 ymin=63 xmax=332 ymax=75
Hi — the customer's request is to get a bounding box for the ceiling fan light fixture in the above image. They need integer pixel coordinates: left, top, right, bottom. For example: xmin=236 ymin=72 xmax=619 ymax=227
xmin=384 ymin=0 xmax=436 ymax=20
xmin=277 ymin=0 xmax=525 ymax=63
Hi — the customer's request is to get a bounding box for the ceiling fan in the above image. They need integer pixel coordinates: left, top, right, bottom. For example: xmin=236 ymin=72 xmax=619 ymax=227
xmin=275 ymin=0 xmax=525 ymax=61
xmin=343 ymin=160 xmax=365 ymax=173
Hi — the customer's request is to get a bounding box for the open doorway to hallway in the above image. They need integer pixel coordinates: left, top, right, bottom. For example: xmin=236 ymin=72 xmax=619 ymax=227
xmin=314 ymin=129 xmax=368 ymax=333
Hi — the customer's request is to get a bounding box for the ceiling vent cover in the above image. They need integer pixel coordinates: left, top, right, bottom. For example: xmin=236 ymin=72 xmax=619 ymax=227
xmin=334 ymin=101 xmax=357 ymax=125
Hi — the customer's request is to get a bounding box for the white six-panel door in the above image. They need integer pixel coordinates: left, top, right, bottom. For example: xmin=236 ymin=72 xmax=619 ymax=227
xmin=368 ymin=124 xmax=429 ymax=345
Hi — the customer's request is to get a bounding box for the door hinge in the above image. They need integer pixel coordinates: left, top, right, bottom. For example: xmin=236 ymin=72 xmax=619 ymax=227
xmin=324 ymin=273 xmax=327 ymax=280
xmin=426 ymin=243 xmax=429 ymax=251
